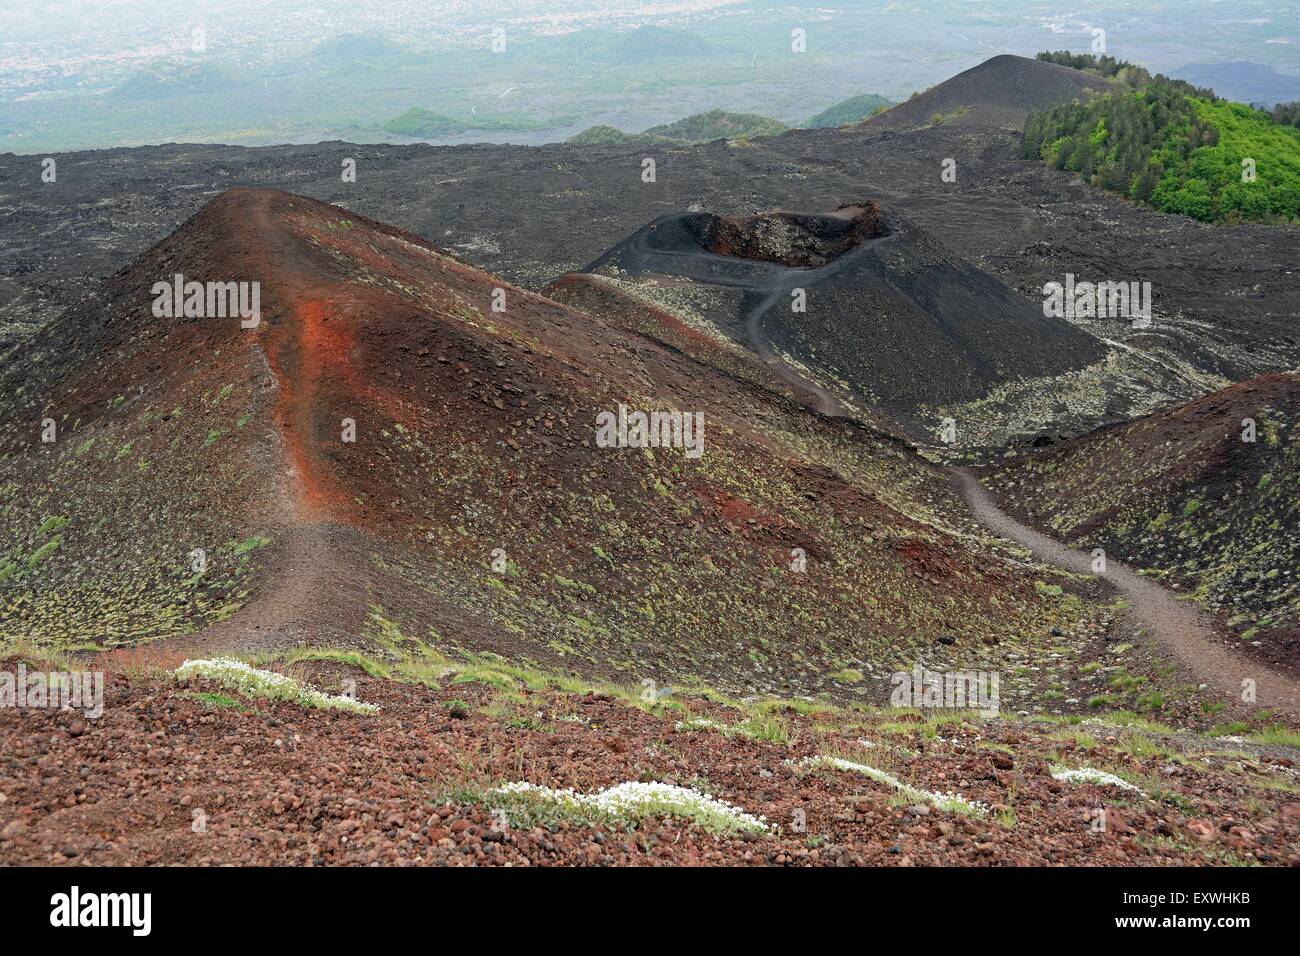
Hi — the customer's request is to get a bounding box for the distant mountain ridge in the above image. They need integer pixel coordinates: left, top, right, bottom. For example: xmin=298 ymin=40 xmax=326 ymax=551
xmin=568 ymin=110 xmax=789 ymax=145
xmin=1172 ymin=61 xmax=1300 ymax=108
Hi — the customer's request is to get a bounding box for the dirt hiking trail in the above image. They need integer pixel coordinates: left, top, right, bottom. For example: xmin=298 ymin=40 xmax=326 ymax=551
xmin=955 ymin=468 xmax=1300 ymax=718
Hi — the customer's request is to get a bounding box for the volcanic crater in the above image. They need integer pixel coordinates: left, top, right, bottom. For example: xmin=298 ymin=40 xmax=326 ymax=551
xmin=669 ymin=202 xmax=887 ymax=269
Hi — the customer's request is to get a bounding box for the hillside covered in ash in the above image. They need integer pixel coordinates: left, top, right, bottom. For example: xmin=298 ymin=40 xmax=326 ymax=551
xmin=3 ymin=56 xmax=1296 ymax=454
xmin=2 ymin=51 xmax=1298 ymax=872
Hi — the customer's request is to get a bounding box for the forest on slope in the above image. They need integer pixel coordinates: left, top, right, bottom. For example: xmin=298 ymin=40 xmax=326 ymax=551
xmin=1025 ymin=53 xmax=1300 ymax=223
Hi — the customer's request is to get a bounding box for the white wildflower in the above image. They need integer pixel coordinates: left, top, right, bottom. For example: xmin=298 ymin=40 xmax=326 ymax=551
xmin=175 ymin=657 xmax=377 ymax=715
xmin=675 ymin=717 xmax=728 ymax=732
xmin=806 ymin=755 xmax=990 ymax=815
xmin=488 ymin=780 xmax=767 ymax=834
xmin=1050 ymin=765 xmax=1144 ymax=794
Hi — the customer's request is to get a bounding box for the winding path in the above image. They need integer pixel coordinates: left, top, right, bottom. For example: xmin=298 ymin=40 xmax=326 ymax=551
xmin=955 ymin=468 xmax=1300 ymax=718
xmin=590 ymin=207 xmax=1300 ymax=717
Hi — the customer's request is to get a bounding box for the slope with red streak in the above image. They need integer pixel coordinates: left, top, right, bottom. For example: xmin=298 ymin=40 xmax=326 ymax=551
xmin=2 ymin=187 xmax=1077 ymax=695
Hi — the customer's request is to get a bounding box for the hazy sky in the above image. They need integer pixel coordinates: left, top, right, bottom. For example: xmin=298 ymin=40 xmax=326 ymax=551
xmin=1 ymin=1 xmax=1295 ymax=151
xmin=3 ymin=1 xmax=1296 ymax=70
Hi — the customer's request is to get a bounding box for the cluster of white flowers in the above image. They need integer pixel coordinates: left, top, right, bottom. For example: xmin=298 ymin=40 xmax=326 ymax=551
xmin=674 ymin=717 xmax=728 ymax=732
xmin=490 ymin=780 xmax=768 ymax=834
xmin=1050 ymin=765 xmax=1144 ymax=794
xmin=174 ymin=658 xmax=378 ymax=715
xmin=807 ymin=755 xmax=990 ymax=816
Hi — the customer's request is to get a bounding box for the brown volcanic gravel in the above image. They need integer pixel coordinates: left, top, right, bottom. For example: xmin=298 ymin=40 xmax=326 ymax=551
xmin=1 ymin=657 xmax=1298 ymax=867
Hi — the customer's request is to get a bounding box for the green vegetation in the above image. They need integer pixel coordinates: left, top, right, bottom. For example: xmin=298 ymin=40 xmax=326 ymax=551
xmin=179 ymin=690 xmax=248 ymax=711
xmin=730 ymin=712 xmax=791 ymax=743
xmin=1035 ymin=50 xmax=1155 ymax=86
xmin=567 ymin=124 xmax=648 ymax=145
xmin=1247 ymin=725 xmax=1300 ymax=747
xmin=1209 ymin=721 xmax=1250 ymax=737
xmin=231 ymin=535 xmax=271 ymax=556
xmin=1024 ymin=70 xmax=1300 ymax=223
xmin=36 ymin=515 xmax=67 ymax=536
xmin=568 ymin=109 xmax=788 ymax=146
xmin=929 ymin=105 xmax=969 ymax=126
xmin=1271 ymin=102 xmax=1300 ymax=129
xmin=807 ymin=754 xmax=990 ymax=816
xmin=804 ymin=94 xmax=893 ymax=128
xmin=676 ymin=712 xmax=795 ymax=743
xmin=25 ymin=538 xmax=60 ymax=568
xmin=646 ymin=109 xmax=788 ymax=142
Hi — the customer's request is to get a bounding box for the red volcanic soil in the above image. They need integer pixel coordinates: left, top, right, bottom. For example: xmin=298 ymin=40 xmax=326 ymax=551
xmin=4 ymin=656 xmax=1298 ymax=867
xmin=271 ymin=298 xmax=353 ymax=513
